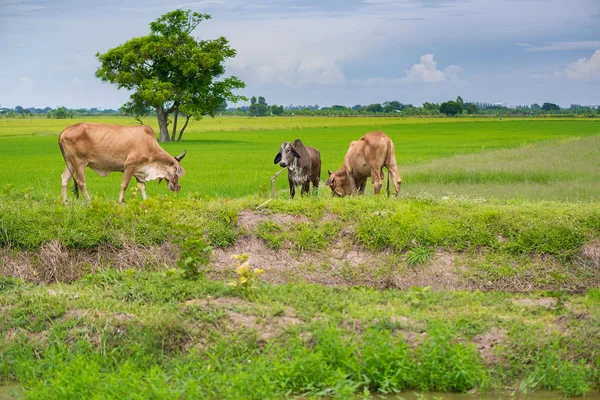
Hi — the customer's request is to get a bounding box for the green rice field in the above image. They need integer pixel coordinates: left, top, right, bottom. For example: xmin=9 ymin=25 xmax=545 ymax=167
xmin=0 ymin=116 xmax=599 ymax=201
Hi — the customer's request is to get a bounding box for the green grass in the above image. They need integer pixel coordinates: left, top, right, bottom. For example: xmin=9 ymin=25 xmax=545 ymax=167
xmin=0 ymin=272 xmax=598 ymax=398
xmin=0 ymin=116 xmax=598 ymax=201
xmin=1 ymin=116 xmax=600 ymax=398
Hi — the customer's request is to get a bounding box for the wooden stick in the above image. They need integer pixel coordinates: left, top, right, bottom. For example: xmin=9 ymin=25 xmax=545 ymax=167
xmin=271 ymin=168 xmax=287 ymax=199
xmin=256 ymin=199 xmax=272 ymax=209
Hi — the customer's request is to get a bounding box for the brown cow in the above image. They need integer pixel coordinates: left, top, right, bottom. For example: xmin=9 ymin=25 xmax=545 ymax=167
xmin=58 ymin=123 xmax=186 ymax=203
xmin=325 ymin=130 xmax=401 ymax=197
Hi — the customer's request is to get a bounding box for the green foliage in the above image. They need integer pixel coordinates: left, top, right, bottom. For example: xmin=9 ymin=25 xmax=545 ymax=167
xmin=440 ymin=101 xmax=463 ymax=116
xmin=46 ymin=106 xmax=74 ymax=119
xmin=406 ymin=245 xmax=433 ymax=265
xmin=414 ymin=324 xmax=487 ymax=392
xmin=249 ymin=96 xmax=268 ymax=117
xmin=177 ymin=236 xmax=212 ymax=279
xmin=95 ymin=9 xmax=246 ymax=141
xmin=542 ymin=102 xmax=560 ymax=112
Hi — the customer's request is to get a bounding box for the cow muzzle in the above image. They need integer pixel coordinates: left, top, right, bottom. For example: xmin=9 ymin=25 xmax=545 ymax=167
xmin=168 ymin=182 xmax=181 ymax=192
xmin=279 ymin=162 xmax=287 ymax=168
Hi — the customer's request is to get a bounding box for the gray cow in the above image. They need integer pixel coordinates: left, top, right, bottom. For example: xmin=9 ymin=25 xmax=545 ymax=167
xmin=273 ymin=139 xmax=321 ymax=198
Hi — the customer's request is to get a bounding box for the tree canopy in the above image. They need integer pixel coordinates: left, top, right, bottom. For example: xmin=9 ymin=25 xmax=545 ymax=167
xmin=440 ymin=101 xmax=462 ymax=116
xmin=96 ymin=9 xmax=246 ymax=141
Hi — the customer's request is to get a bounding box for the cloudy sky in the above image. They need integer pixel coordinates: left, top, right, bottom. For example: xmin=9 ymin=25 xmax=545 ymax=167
xmin=1 ymin=0 xmax=599 ymax=109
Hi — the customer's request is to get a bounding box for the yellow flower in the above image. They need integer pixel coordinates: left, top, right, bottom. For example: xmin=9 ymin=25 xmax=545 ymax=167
xmin=236 ymin=265 xmax=249 ymax=275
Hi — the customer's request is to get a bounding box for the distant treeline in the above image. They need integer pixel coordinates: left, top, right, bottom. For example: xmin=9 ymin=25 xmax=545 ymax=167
xmin=2 ymin=98 xmax=599 ymax=119
xmin=0 ymin=106 xmax=120 ymax=119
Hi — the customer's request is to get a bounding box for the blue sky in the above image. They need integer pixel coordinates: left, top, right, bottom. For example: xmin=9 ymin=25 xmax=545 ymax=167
xmin=1 ymin=0 xmax=599 ymax=109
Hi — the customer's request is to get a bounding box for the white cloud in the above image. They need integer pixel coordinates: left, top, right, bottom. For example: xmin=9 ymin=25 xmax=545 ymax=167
xmin=16 ymin=76 xmax=34 ymax=89
xmin=525 ymin=41 xmax=600 ymax=52
xmin=401 ymin=54 xmax=463 ymax=84
xmin=354 ymin=54 xmax=464 ymax=86
xmin=533 ymin=50 xmax=600 ymax=81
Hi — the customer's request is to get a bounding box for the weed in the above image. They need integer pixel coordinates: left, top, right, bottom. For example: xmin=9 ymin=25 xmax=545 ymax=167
xmin=406 ymin=246 xmax=433 ymax=266
xmin=177 ymin=236 xmax=212 ymax=280
xmin=228 ymin=254 xmax=265 ymax=298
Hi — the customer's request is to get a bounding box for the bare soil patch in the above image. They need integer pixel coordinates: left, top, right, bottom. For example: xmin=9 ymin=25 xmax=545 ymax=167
xmin=512 ymin=297 xmax=557 ymax=308
xmin=472 ymin=328 xmax=507 ymax=365
xmin=237 ymin=210 xmax=308 ymax=231
xmin=182 ymin=296 xmax=302 ymax=340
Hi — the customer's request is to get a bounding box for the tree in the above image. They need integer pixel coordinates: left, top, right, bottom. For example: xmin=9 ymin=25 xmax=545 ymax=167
xmin=383 ymin=101 xmax=402 ymax=113
xmin=270 ymin=105 xmax=284 ymax=115
xmin=465 ymin=103 xmax=478 ymax=115
xmin=541 ymin=102 xmax=560 ymax=112
xmin=96 ymin=9 xmax=246 ymax=142
xmin=422 ymin=102 xmax=440 ymax=112
xmin=249 ymin=96 xmax=268 ymax=116
xmin=366 ymin=103 xmax=383 ymax=113
xmin=456 ymin=96 xmax=464 ymax=110
xmin=440 ymin=101 xmax=462 ymax=116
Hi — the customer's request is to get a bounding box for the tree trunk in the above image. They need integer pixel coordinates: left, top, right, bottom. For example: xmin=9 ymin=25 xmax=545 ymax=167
xmin=156 ymin=107 xmax=170 ymax=142
xmin=171 ymin=107 xmax=179 ymax=142
xmin=177 ymin=115 xmax=191 ymax=142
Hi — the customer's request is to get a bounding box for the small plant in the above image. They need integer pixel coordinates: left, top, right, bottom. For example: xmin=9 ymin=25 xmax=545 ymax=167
xmin=177 ymin=236 xmax=213 ymax=280
xmin=406 ymin=285 xmax=432 ymax=308
xmin=406 ymin=245 xmax=433 ymax=266
xmin=228 ymin=254 xmax=265 ymax=297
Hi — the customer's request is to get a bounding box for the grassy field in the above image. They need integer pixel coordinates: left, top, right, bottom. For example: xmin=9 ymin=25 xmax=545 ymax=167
xmin=1 ymin=116 xmax=600 ymax=398
xmin=0 ymin=116 xmax=599 ymax=201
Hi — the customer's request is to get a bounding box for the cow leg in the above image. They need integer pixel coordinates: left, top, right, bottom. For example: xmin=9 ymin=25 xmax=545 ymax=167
xmin=61 ymin=166 xmax=73 ymax=204
xmin=358 ymin=181 xmax=367 ymax=196
xmin=135 ymin=177 xmax=147 ymax=200
xmin=289 ymin=181 xmax=296 ymax=199
xmin=73 ymin=163 xmax=90 ymax=201
xmin=371 ymin=169 xmax=384 ymax=195
xmin=387 ymin=166 xmax=402 ymax=196
xmin=311 ymin=177 xmax=319 ymax=197
xmin=119 ymin=167 xmax=135 ymax=203
xmin=301 ymin=181 xmax=310 ymax=196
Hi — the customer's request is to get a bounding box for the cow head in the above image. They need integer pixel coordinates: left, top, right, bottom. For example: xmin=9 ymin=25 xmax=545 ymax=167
xmin=325 ymin=169 xmax=347 ymax=197
xmin=273 ymin=142 xmax=300 ymax=168
xmin=156 ymin=150 xmax=186 ymax=192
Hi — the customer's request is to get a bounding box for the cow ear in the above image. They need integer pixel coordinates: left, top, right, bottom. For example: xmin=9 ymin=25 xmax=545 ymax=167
xmin=176 ymin=165 xmax=185 ymax=177
xmin=290 ymin=146 xmax=300 ymax=159
xmin=273 ymin=152 xmax=282 ymax=164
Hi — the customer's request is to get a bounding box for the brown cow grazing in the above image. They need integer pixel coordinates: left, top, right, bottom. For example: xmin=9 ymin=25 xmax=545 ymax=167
xmin=325 ymin=131 xmax=401 ymax=197
xmin=58 ymin=123 xmax=186 ymax=204
xmin=273 ymin=139 xmax=321 ymax=198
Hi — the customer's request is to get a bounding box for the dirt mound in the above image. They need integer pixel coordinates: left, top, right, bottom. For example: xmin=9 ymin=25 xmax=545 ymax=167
xmin=0 ymin=241 xmax=178 ymax=283
xmin=182 ymin=296 xmax=302 ymax=340
xmin=237 ymin=211 xmax=308 ymax=231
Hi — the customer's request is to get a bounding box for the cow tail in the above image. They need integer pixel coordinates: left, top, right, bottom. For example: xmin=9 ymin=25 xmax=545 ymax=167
xmin=58 ymin=135 xmax=79 ymax=198
xmin=387 ymin=168 xmax=390 ymax=198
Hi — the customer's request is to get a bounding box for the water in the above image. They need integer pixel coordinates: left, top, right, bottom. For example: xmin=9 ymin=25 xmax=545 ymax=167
xmin=378 ymin=391 xmax=600 ymax=400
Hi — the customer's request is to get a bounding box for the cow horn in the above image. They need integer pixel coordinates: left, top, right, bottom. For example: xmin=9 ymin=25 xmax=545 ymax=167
xmin=175 ymin=150 xmax=187 ymax=162
xmin=328 ymin=169 xmax=333 ymax=175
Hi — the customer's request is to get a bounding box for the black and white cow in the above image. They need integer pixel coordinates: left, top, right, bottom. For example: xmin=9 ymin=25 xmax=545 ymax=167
xmin=273 ymin=139 xmax=321 ymax=198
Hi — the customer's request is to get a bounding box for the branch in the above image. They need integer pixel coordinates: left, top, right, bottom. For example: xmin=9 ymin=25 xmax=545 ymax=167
xmin=177 ymin=114 xmax=191 ymax=141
